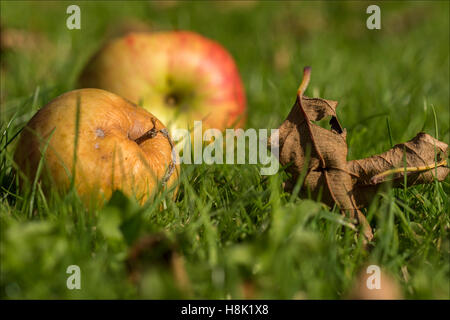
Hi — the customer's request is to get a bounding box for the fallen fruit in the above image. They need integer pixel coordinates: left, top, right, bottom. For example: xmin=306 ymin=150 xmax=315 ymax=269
xmin=14 ymin=88 xmax=179 ymax=207
xmin=79 ymin=31 xmax=246 ymax=135
xmin=275 ymin=67 xmax=449 ymax=240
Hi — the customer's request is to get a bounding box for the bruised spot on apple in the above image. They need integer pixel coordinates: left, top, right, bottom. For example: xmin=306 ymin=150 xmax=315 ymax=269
xmin=79 ymin=31 xmax=247 ymax=134
xmin=14 ymin=88 xmax=179 ymax=207
xmin=95 ymin=128 xmax=105 ymax=138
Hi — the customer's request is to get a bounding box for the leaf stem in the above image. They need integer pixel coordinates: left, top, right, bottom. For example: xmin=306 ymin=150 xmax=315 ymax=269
xmin=297 ymin=66 xmax=311 ymax=97
xmin=370 ymin=159 xmax=448 ymax=184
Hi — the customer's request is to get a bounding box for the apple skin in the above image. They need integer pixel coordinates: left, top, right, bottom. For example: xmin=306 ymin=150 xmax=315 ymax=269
xmin=79 ymin=31 xmax=246 ymax=133
xmin=14 ymin=88 xmax=179 ymax=207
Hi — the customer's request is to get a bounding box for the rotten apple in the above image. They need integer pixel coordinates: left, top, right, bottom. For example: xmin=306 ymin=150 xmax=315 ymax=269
xmin=14 ymin=88 xmax=179 ymax=206
xmin=79 ymin=31 xmax=246 ymax=134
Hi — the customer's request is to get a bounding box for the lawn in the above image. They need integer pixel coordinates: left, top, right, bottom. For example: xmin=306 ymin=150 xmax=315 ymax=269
xmin=0 ymin=1 xmax=449 ymax=299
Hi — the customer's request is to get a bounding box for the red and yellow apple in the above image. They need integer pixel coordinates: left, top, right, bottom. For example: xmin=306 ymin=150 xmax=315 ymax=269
xmin=14 ymin=88 xmax=179 ymax=206
xmin=79 ymin=31 xmax=246 ymax=135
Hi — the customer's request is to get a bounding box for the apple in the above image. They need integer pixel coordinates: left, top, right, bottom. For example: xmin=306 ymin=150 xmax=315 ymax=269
xmin=79 ymin=31 xmax=246 ymax=136
xmin=14 ymin=88 xmax=179 ymax=207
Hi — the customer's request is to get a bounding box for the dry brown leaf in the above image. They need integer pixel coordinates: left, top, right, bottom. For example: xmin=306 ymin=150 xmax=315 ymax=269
xmin=276 ymin=67 xmax=449 ymax=240
xmin=349 ymin=132 xmax=448 ymax=208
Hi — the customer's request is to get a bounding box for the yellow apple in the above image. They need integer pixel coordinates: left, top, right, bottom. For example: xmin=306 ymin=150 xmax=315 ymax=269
xmin=14 ymin=88 xmax=179 ymax=207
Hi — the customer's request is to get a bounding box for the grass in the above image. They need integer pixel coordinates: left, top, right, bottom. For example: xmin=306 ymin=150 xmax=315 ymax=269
xmin=0 ymin=1 xmax=449 ymax=299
